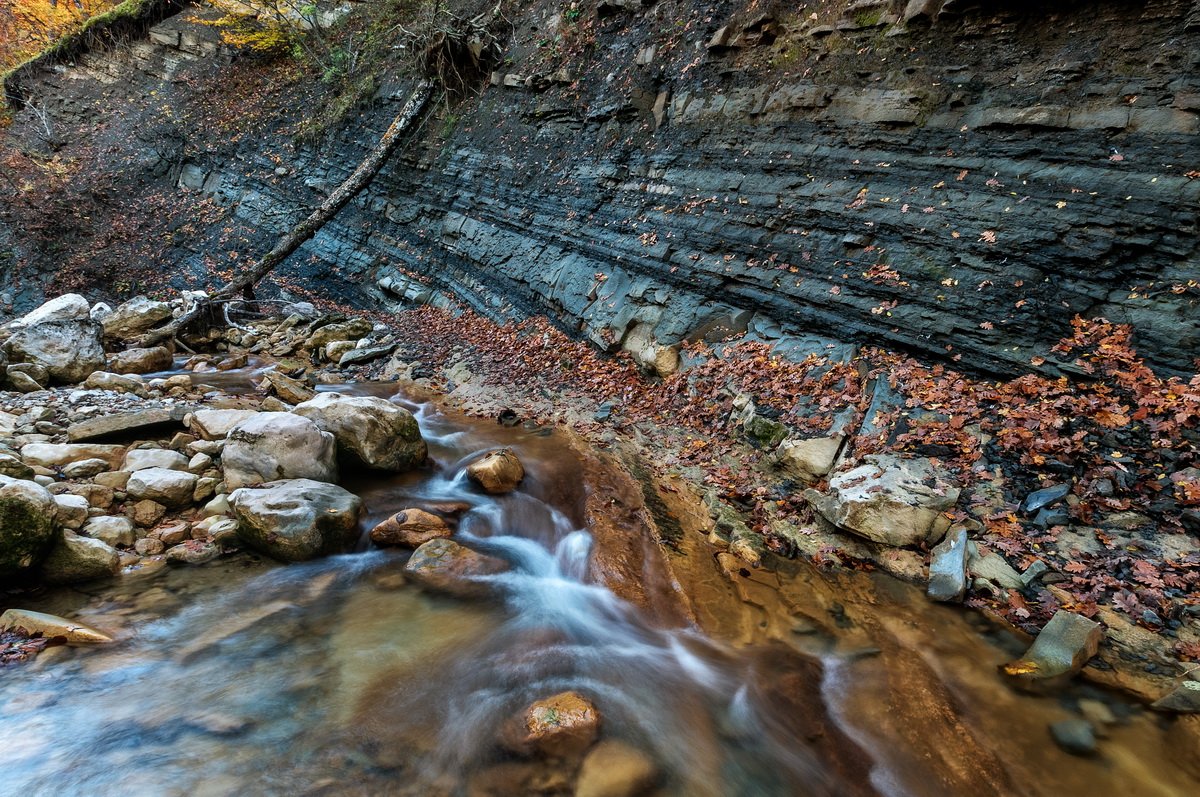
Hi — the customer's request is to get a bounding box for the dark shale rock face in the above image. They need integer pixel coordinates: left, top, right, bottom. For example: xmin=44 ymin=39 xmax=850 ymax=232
xmin=3 ymin=0 xmax=1198 ymax=376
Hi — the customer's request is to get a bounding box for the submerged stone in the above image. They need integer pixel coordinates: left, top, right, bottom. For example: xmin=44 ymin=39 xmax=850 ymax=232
xmin=1002 ymin=610 xmax=1102 ymax=687
xmin=1049 ymin=719 xmax=1097 ymax=756
xmin=0 ymin=608 xmax=112 ymax=644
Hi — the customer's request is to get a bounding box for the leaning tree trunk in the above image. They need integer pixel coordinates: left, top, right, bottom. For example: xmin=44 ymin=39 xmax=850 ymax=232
xmin=142 ymin=79 xmax=433 ymax=345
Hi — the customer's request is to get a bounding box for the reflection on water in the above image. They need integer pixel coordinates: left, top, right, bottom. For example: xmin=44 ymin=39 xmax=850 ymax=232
xmin=1 ymin=374 xmax=1196 ymax=797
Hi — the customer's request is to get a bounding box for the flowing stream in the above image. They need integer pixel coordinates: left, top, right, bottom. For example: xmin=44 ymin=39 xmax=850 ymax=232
xmin=0 ymin=373 xmax=1196 ymax=796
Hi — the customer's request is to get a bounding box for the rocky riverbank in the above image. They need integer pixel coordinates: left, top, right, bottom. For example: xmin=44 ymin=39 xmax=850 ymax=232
xmin=2 ymin=290 xmax=1198 ymax=730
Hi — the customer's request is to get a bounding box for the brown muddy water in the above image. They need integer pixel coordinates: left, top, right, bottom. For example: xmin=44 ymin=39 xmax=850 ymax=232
xmin=0 ymin=371 xmax=1196 ymax=796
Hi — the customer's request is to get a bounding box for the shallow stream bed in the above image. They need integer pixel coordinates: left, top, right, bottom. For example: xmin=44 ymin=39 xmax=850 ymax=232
xmin=1 ymin=375 xmax=1196 ymax=796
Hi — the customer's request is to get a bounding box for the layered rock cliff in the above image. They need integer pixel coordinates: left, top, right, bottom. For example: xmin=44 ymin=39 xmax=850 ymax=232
xmin=2 ymin=0 xmax=1198 ymax=376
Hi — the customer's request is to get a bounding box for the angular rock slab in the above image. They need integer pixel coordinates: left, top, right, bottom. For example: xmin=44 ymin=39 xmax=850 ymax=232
xmin=0 ymin=608 xmax=112 ymax=644
xmin=928 ymin=527 xmax=969 ymax=602
xmin=222 ymin=412 xmax=338 ymax=489
xmin=808 ymin=454 xmax=960 ymax=546
xmin=1002 ymin=610 xmax=1102 ymax=687
xmin=775 ymin=435 xmax=843 ymax=483
xmin=230 ymin=478 xmax=362 ymax=562
xmin=68 ymin=407 xmax=191 ymax=442
xmin=0 ymin=474 xmax=58 ymax=576
xmin=293 ymin=391 xmax=426 ymax=472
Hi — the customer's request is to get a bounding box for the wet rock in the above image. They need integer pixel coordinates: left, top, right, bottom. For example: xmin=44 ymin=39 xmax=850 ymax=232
xmin=129 ymin=499 xmax=167 ymax=528
xmin=293 ymin=392 xmax=426 ymax=472
xmin=124 ymin=448 xmax=188 ymax=472
xmin=40 ymin=530 xmax=121 ymax=584
xmin=0 ymin=608 xmax=112 ymax=644
xmin=223 ymin=412 xmax=338 ymax=489
xmin=83 ymin=515 xmax=136 ymax=547
xmin=1021 ymin=483 xmax=1071 ymax=514
xmin=20 ymin=442 xmax=125 ymax=470
xmin=575 ymin=740 xmax=659 ymax=797
xmin=53 ymin=493 xmax=89 ymax=529
xmin=0 ymin=474 xmax=58 ymax=576
xmin=506 ymin=691 xmax=600 ymax=758
xmin=775 ymin=435 xmax=842 ymax=483
xmin=230 ymin=478 xmax=362 ymax=562
xmin=807 ymin=455 xmax=960 ymax=547
xmin=1002 ymin=610 xmax=1102 ymax=686
xmin=466 ymin=448 xmax=525 ymax=494
xmin=108 ymin=346 xmax=173 ymax=374
xmin=4 ymin=294 xmax=106 ymax=384
xmin=185 ymin=408 xmax=259 ymax=440
xmin=126 ymin=467 xmax=198 ymax=508
xmin=369 ymin=508 xmax=452 ymax=547
xmin=1152 ymin=681 xmax=1200 ymax=713
xmin=165 ymin=540 xmax=220 ymax=565
xmin=79 ymin=370 xmax=147 ymax=395
xmin=101 ymin=296 xmax=172 ymax=341
xmin=404 ymin=538 xmax=508 ymax=594
xmin=928 ymin=527 xmax=968 ymax=602
xmin=1049 ymin=719 xmax=1097 ymax=756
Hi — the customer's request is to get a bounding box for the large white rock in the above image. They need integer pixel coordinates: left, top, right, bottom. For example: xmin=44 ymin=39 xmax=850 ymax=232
xmin=293 ymin=392 xmax=426 ymax=472
xmin=123 ymin=448 xmax=188 ymax=472
xmin=53 ymin=493 xmax=90 ymax=530
xmin=808 ymin=455 xmax=960 ymax=547
xmin=185 ymin=409 xmax=260 ymax=441
xmin=126 ymin=467 xmax=199 ymax=508
xmin=101 ymin=296 xmax=172 ymax=341
xmin=775 ymin=435 xmax=843 ymax=483
xmin=82 ymin=515 xmax=136 ymax=547
xmin=17 ymin=293 xmax=90 ymax=326
xmin=222 ymin=412 xmax=338 ymax=489
xmin=230 ymin=478 xmax=361 ymax=562
xmin=0 ymin=474 xmax=58 ymax=576
xmin=5 ymin=295 xmax=105 ymax=384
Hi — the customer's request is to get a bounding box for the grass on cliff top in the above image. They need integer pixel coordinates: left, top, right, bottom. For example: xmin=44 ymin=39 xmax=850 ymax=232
xmin=1 ymin=0 xmax=158 ymax=112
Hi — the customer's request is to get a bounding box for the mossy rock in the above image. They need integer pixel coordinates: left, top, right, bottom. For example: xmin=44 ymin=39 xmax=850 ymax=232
xmin=0 ymin=475 xmax=58 ymax=576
